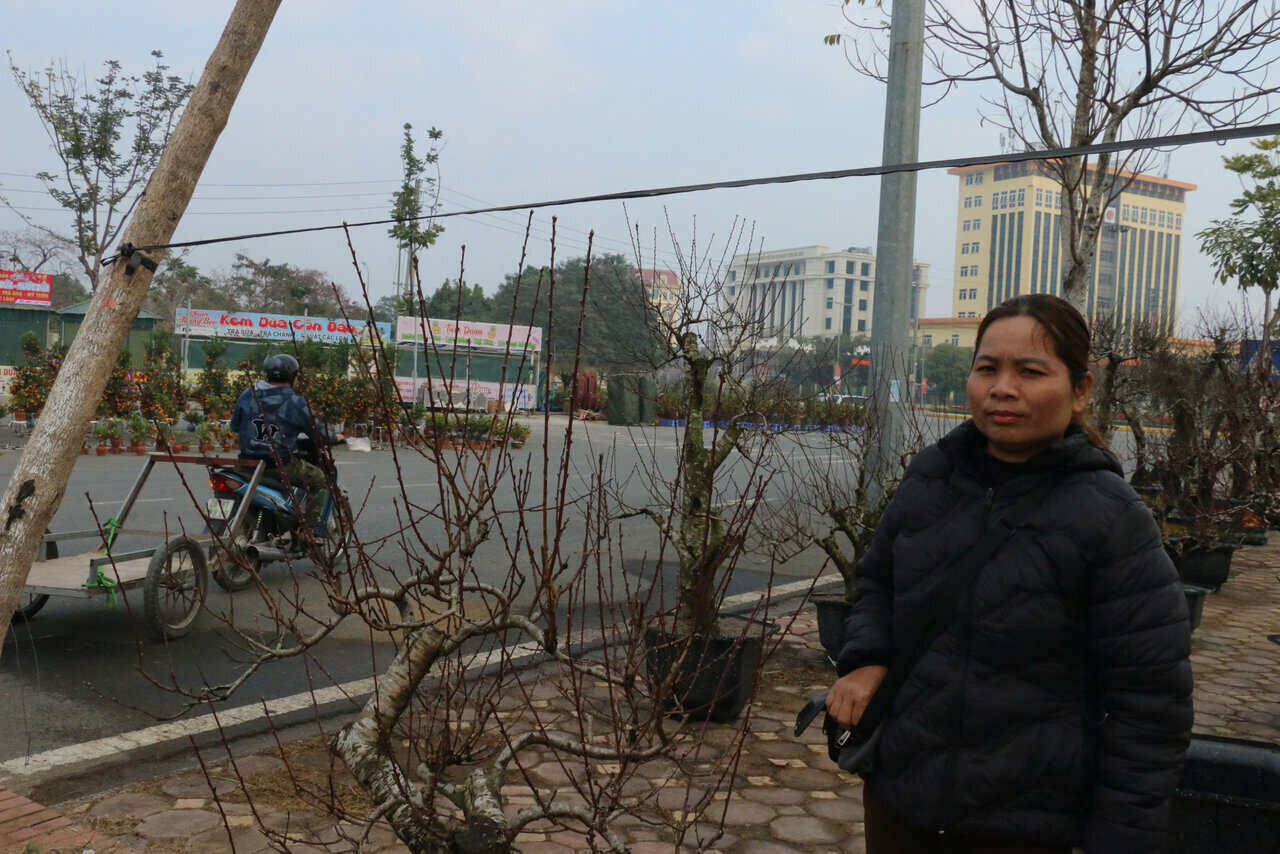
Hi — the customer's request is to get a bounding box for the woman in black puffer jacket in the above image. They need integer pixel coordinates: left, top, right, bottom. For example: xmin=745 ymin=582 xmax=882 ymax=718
xmin=826 ymin=295 xmax=1193 ymax=853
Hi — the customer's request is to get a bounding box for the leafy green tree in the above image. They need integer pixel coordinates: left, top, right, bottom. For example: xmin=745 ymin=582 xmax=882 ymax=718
xmin=388 ymin=122 xmax=444 ymax=299
xmin=226 ymin=253 xmax=354 ymax=317
xmin=147 ymin=256 xmax=238 ymax=330
xmin=923 ymin=343 xmax=972 ymax=405
xmin=489 ymin=254 xmax=661 ymax=376
xmin=1199 ymin=136 xmax=1280 ymax=367
xmin=424 ymin=279 xmax=492 ymax=320
xmin=4 ymin=51 xmax=193 ymax=290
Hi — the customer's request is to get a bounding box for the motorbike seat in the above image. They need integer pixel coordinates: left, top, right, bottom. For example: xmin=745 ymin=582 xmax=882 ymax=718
xmin=234 ymin=459 xmax=292 ymax=493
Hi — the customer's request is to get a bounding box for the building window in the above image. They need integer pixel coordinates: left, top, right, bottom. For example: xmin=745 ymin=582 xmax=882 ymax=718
xmin=846 ymin=261 xmax=855 ymax=275
xmin=1017 ymin=189 xmax=1025 ymax=205
xmin=1035 ymin=188 xmax=1043 ymax=205
xmin=826 ymin=260 xmax=836 ymax=273
xmin=963 ymin=220 xmax=971 ymax=232
xmin=826 ymin=278 xmax=834 ymax=289
xmin=970 ymin=288 xmax=978 ymax=299
xmin=952 ymin=334 xmax=960 ymax=346
xmin=975 ymin=195 xmax=983 ymax=207
xmin=961 ymin=243 xmax=968 ymax=255
xmin=728 ymin=270 xmax=735 ymax=282
xmin=1158 ymin=210 xmax=1167 ymax=227
xmin=826 ymin=297 xmax=834 ymax=309
xmin=922 ymin=334 xmax=933 ymax=347
xmin=964 ymin=197 xmax=972 ymax=208
xmin=858 ymin=319 xmax=867 ymax=332
xmin=960 ymin=268 xmax=968 ymax=278
xmin=860 ymin=280 xmax=870 ymax=291
xmin=965 ymin=174 xmax=973 ymax=185
xmin=1140 ymin=208 xmax=1148 ymax=224
xmin=975 ymin=173 xmax=983 ymax=184
xmin=728 ymin=285 xmax=735 ymax=297
xmin=845 ymin=278 xmax=854 ymax=291
xmin=859 ymin=299 xmax=867 ymax=311
xmin=825 ymin=317 xmax=832 ymax=330
xmin=1175 ymin=214 xmax=1182 ymax=229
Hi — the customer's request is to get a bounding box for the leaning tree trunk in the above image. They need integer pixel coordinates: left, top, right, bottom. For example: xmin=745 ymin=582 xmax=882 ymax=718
xmin=0 ymin=0 xmax=281 ymax=650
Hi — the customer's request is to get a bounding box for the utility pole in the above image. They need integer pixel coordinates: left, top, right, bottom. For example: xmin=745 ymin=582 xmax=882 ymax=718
xmin=866 ymin=0 xmax=925 ymax=503
xmin=0 ymin=0 xmax=281 ymax=650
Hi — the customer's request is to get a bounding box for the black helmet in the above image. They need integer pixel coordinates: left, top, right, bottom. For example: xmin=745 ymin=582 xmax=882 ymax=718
xmin=263 ymin=353 xmax=300 ymax=383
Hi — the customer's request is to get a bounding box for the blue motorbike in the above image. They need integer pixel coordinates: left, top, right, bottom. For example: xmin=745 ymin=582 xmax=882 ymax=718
xmin=204 ymin=435 xmax=345 ymax=592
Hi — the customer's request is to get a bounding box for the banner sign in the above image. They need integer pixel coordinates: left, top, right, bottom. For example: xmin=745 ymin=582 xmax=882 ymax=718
xmin=175 ymin=308 xmax=390 ymax=344
xmin=0 ymin=365 xmax=17 ymax=397
xmin=395 ymin=316 xmax=542 ymax=352
xmin=0 ymin=270 xmax=53 ymax=306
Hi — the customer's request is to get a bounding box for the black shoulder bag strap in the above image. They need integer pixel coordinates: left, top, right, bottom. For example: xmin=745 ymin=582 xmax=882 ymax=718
xmin=808 ymin=472 xmax=1062 ymax=771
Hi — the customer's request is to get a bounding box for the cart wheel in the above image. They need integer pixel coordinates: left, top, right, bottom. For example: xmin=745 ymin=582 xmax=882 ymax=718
xmin=13 ymin=531 xmax=57 ymax=623
xmin=210 ymin=545 xmax=259 ymax=592
xmin=144 ymin=535 xmax=208 ymax=641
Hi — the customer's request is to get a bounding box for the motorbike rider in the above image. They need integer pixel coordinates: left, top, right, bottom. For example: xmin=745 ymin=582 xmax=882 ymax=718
xmin=230 ymin=353 xmax=342 ymax=538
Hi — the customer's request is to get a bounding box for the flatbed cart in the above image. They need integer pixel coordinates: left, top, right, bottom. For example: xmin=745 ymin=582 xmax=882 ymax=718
xmin=14 ymin=451 xmax=269 ymax=641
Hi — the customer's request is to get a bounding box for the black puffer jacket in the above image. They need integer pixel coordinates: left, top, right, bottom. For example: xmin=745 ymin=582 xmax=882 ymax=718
xmin=837 ymin=421 xmax=1193 ymax=852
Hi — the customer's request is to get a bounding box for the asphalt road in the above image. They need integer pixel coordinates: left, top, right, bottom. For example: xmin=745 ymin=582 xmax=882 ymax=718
xmin=0 ymin=411 xmax=1139 ymax=783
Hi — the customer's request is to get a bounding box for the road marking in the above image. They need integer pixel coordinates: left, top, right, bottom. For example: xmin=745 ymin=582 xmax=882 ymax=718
xmin=88 ymin=497 xmax=173 ymax=507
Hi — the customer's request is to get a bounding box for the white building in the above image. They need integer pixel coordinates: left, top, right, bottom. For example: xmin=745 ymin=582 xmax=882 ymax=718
xmin=724 ymin=245 xmax=929 ymax=341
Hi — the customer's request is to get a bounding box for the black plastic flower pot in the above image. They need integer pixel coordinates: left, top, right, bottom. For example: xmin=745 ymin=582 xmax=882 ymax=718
xmin=643 ymin=626 xmax=763 ymax=724
xmin=1181 ymin=583 xmax=1211 ymax=633
xmin=1165 ymin=541 xmax=1235 ymax=591
xmin=814 ymin=597 xmax=853 ymax=662
xmin=1171 ymin=734 xmax=1280 ymax=850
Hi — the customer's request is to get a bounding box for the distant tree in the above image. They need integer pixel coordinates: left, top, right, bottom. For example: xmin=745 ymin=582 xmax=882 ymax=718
xmin=423 ymin=279 xmax=492 ymax=321
xmin=922 ymin=342 xmax=972 ymax=405
xmin=146 ymin=256 xmax=238 ymax=330
xmin=371 ymin=293 xmax=402 ymax=323
xmin=388 ymin=122 xmax=444 ymax=301
xmin=2 ymin=229 xmax=88 ymax=307
xmin=4 ymin=51 xmax=193 ymax=290
xmin=1198 ymin=135 xmax=1280 ymax=368
xmin=226 ymin=253 xmax=355 ymax=317
xmin=49 ymin=274 xmax=90 ymax=309
xmin=830 ymin=0 xmax=1280 ymax=310
xmin=490 ymin=254 xmax=660 ymax=376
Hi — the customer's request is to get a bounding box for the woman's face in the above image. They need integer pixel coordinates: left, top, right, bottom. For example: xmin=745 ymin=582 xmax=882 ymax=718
xmin=967 ymin=315 xmax=1091 ymax=462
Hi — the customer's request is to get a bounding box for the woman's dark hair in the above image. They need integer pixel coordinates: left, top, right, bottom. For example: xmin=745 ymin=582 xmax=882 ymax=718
xmin=972 ymin=294 xmax=1106 ymax=448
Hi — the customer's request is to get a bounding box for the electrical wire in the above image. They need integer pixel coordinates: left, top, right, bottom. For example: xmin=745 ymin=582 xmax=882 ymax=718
xmin=109 ymin=121 xmax=1279 ymax=258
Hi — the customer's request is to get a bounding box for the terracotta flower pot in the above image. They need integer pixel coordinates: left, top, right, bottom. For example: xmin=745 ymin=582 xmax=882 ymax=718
xmin=198 ymin=442 xmax=214 ymax=455
xmin=96 ymin=444 xmax=108 ymax=456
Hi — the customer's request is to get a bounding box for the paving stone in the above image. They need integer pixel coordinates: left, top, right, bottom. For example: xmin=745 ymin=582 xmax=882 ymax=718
xmin=187 ymin=821 xmax=274 ymax=853
xmin=88 ymin=791 xmax=170 ymax=820
xmin=160 ymin=773 xmax=238 ymax=799
xmin=133 ymin=807 xmax=222 ymax=838
xmin=231 ymin=753 xmax=290 ymax=778
xmin=810 ymin=797 xmax=862 ymax=821
xmin=714 ymin=797 xmax=777 ymax=826
xmin=739 ymin=840 xmax=808 ymax=854
xmin=774 ymin=765 xmax=846 ymax=790
xmin=769 ymin=814 xmax=844 ymax=844
xmin=737 ymin=786 xmax=808 ymax=806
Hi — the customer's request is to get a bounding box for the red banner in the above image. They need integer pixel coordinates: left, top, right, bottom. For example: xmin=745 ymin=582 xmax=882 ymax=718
xmin=0 ymin=270 xmax=53 ymax=306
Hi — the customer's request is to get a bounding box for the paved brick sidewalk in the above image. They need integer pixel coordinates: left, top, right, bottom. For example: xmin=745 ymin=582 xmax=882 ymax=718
xmin=5 ymin=537 xmax=1277 ymax=853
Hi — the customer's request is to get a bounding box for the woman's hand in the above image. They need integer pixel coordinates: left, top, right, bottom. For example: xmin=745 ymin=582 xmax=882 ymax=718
xmin=826 ymin=665 xmax=889 ymax=728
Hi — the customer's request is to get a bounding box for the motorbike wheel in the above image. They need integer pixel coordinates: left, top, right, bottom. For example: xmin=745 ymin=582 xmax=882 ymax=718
xmin=144 ymin=535 xmax=208 ymax=641
xmin=210 ymin=545 xmax=259 ymax=593
xmin=13 ymin=531 xmax=58 ymax=622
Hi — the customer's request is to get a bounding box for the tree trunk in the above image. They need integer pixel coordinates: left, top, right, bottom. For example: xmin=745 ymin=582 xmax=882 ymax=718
xmin=0 ymin=0 xmax=281 ymax=650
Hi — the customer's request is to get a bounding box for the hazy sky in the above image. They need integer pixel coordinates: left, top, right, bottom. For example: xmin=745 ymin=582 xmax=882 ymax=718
xmin=1 ymin=1 xmax=1271 ymax=333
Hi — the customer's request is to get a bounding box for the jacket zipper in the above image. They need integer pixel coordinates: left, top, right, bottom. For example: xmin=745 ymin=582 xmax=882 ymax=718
xmin=939 ymin=486 xmax=994 ymax=838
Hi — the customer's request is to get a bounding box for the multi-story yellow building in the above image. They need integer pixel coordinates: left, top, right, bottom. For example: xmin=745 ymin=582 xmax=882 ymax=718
xmin=948 ymin=162 xmax=1194 ymax=334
